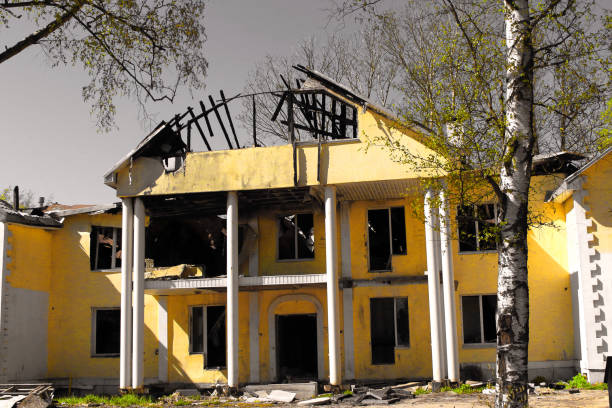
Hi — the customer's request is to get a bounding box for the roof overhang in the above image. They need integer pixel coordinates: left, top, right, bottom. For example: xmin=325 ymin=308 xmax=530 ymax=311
xmin=545 ymin=146 xmax=612 ymax=203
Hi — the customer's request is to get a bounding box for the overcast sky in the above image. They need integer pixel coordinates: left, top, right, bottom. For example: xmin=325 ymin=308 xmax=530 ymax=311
xmin=0 ymin=0 xmax=352 ymax=205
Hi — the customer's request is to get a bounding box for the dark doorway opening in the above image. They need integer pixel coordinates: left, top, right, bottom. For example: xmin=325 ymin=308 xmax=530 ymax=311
xmin=276 ymin=314 xmax=318 ymax=382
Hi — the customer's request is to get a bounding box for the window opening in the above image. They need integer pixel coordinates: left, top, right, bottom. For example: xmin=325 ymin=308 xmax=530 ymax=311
xmin=368 ymin=207 xmax=407 ymax=271
xmin=370 ymin=297 xmax=410 ymax=364
xmin=190 ymin=305 xmax=227 ymax=368
xmin=462 ymin=295 xmax=497 ymax=344
xmin=458 ymin=204 xmax=498 ymax=252
xmin=90 ymin=226 xmax=121 ymax=270
xmin=278 ymin=213 xmax=314 ymax=260
xmin=93 ymin=308 xmax=120 ymax=356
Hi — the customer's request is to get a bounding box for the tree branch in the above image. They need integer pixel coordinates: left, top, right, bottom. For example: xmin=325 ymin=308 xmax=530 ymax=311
xmin=70 ymin=12 xmax=173 ymax=103
xmin=0 ymin=0 xmax=83 ymax=64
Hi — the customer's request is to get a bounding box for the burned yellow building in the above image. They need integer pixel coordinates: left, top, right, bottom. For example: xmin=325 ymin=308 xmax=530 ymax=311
xmin=3 ymin=67 xmax=607 ymax=392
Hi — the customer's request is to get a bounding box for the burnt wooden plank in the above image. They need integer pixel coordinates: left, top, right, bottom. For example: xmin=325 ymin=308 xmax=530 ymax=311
xmin=188 ymin=107 xmax=211 ymax=151
xmin=220 ymin=90 xmax=240 ymax=149
xmin=271 ymin=92 xmax=287 ymax=122
xmin=208 ymin=95 xmax=234 ymax=149
xmin=199 ymin=100 xmax=215 ymax=138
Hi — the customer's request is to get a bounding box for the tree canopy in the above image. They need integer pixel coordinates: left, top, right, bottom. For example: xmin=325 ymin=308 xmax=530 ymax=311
xmin=0 ymin=0 xmax=208 ymax=130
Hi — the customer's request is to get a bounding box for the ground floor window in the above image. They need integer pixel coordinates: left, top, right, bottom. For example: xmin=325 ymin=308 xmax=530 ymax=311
xmin=370 ymin=297 xmax=410 ymax=365
xmin=92 ymin=308 xmax=120 ymax=356
xmin=462 ymin=295 xmax=496 ymax=345
xmin=190 ymin=305 xmax=226 ymax=368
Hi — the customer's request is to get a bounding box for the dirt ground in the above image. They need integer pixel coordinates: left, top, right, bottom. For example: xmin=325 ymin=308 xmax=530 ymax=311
xmin=376 ymin=390 xmax=608 ymax=408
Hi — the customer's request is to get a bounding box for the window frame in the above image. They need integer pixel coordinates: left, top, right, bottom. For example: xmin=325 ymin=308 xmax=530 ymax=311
xmin=91 ymin=226 xmax=121 ymax=271
xmin=457 ymin=203 xmax=499 ymax=254
xmin=276 ymin=212 xmax=315 ymax=262
xmin=91 ymin=307 xmax=120 ymax=358
xmin=370 ymin=296 xmax=410 ymax=366
xmin=189 ymin=304 xmax=227 ymax=369
xmin=461 ymin=294 xmax=497 ymax=347
xmin=367 ymin=206 xmax=407 ymax=272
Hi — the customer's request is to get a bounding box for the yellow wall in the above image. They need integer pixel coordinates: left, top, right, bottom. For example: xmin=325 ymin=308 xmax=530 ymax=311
xmin=46 ymin=213 xmax=159 ymax=380
xmin=349 ymin=198 xmax=426 ymax=279
xmin=352 ymin=285 xmax=431 ymax=380
xmin=454 ymin=175 xmax=574 ymax=365
xmin=5 ymin=224 xmax=53 ymax=292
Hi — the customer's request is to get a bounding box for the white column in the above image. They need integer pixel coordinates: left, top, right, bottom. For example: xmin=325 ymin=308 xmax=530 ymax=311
xmin=132 ymin=197 xmax=145 ymax=389
xmin=324 ymin=186 xmax=341 ymax=385
xmin=120 ymin=198 xmax=134 ymax=389
xmin=439 ymin=190 xmax=460 ymax=382
xmin=157 ymin=296 xmax=168 ymax=383
xmin=226 ymin=191 xmax=239 ymax=387
xmin=433 ymin=213 xmax=447 ymax=380
xmin=425 ymin=189 xmax=443 ymax=382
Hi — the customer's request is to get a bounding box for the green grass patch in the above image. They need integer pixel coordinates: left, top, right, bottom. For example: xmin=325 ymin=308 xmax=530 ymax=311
xmin=56 ymin=393 xmax=153 ymax=407
xmin=452 ymin=384 xmax=483 ymax=394
xmin=566 ymin=374 xmax=608 ymax=390
xmin=413 ymin=387 xmax=431 ymax=395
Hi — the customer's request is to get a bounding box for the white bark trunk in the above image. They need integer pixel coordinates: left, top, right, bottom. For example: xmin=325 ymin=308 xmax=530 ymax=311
xmin=496 ymin=1 xmax=534 ymax=407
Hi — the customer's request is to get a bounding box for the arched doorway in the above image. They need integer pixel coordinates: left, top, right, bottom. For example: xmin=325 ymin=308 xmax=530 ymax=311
xmin=268 ymin=294 xmax=325 ymax=381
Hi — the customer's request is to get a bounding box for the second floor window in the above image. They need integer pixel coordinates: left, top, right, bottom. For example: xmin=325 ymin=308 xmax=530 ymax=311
xmin=90 ymin=226 xmax=121 ymax=270
xmin=458 ymin=204 xmax=497 ymax=252
xmin=278 ymin=213 xmax=315 ymax=260
xmin=368 ymin=207 xmax=407 ymax=271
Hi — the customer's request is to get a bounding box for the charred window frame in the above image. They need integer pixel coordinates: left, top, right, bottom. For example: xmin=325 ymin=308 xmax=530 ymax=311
xmin=457 ymin=204 xmax=498 ymax=253
xmin=370 ymin=297 xmax=410 ymax=365
xmin=91 ymin=307 xmax=120 ymax=357
xmin=367 ymin=207 xmax=407 ymax=272
xmin=277 ymin=213 xmax=315 ymax=261
xmin=90 ymin=226 xmax=122 ymax=271
xmin=189 ymin=305 xmax=227 ymax=368
xmin=461 ymin=295 xmax=497 ymax=346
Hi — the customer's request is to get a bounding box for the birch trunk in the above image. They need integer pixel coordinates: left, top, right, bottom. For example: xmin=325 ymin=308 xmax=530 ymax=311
xmin=496 ymin=1 xmax=534 ymax=407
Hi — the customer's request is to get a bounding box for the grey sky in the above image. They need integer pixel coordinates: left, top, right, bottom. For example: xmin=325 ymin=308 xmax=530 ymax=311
xmin=0 ymin=0 xmax=351 ymax=205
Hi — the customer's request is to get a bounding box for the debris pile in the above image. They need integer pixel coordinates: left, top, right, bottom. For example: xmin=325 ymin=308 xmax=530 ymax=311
xmin=242 ymin=384 xmax=417 ymax=406
xmin=0 ymin=384 xmax=53 ymax=408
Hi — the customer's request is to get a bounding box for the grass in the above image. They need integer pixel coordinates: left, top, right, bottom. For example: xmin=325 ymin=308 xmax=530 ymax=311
xmin=413 ymin=387 xmax=431 ymax=395
xmin=566 ymin=374 xmax=608 ymax=390
xmin=56 ymin=394 xmax=153 ymax=407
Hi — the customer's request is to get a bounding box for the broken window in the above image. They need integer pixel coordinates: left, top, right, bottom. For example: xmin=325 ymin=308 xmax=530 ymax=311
xmin=368 ymin=207 xmax=407 ymax=271
xmin=190 ymin=305 xmax=227 ymax=368
xmin=146 ymin=215 xmax=240 ymax=277
xmin=462 ymin=295 xmax=497 ymax=345
xmin=90 ymin=226 xmax=122 ymax=270
xmin=278 ymin=213 xmax=315 ymax=260
xmin=92 ymin=308 xmax=120 ymax=356
xmin=458 ymin=204 xmax=498 ymax=252
xmin=370 ymin=297 xmax=410 ymax=365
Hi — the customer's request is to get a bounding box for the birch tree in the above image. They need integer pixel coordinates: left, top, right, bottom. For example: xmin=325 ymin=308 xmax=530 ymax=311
xmin=330 ymin=1 xmax=609 ymax=407
xmin=0 ymin=0 xmax=208 ymax=130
